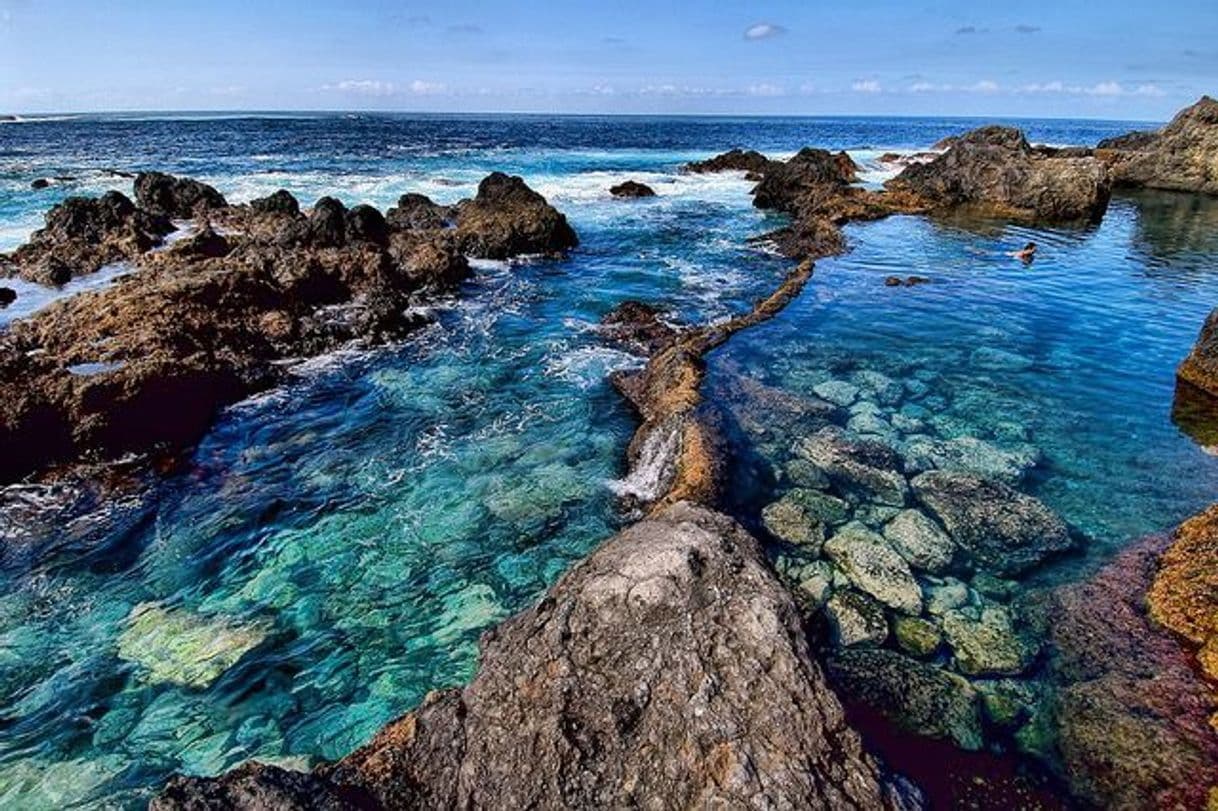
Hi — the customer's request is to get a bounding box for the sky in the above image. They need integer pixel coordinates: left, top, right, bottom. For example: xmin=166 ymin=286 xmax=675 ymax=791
xmin=1 ymin=0 xmax=1215 ymax=120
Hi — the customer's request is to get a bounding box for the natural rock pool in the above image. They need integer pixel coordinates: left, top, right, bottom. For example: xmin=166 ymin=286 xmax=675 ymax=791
xmin=1 ymin=113 xmax=1213 ymax=806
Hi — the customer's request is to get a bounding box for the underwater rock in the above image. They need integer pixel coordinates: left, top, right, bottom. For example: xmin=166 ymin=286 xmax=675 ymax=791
xmin=796 ymin=426 xmax=909 ymax=506
xmin=812 ymin=379 xmax=859 ymax=407
xmin=156 ymin=503 xmax=915 ymax=809
xmin=5 ymin=191 xmax=172 ymax=282
xmin=0 ymin=286 xmax=15 ymax=308
xmin=154 ymin=761 xmax=356 ymax=810
xmin=824 ymin=522 xmax=923 ymax=614
xmin=825 ymin=589 xmax=889 ymax=647
xmin=940 ymin=603 xmax=1038 ymax=676
xmin=1039 ymin=521 xmax=1218 ymax=810
xmin=134 ymin=171 xmax=227 ymax=218
xmin=609 ymin=180 xmax=656 ymax=198
xmin=925 ymin=578 xmax=971 ymax=616
xmin=683 ymin=148 xmax=774 ymax=174
xmin=969 ymin=346 xmax=1033 ymax=372
xmin=911 ymin=471 xmax=1071 ymax=575
xmin=1098 ymin=95 xmax=1218 ymax=194
xmin=117 ymin=602 xmax=269 ymax=689
xmin=901 ymin=435 xmax=1038 ymax=485
xmin=887 ymin=125 xmax=1111 ymax=223
xmin=1177 ymin=307 xmax=1218 ymax=401
xmin=762 ymin=491 xmax=826 ymax=550
xmin=828 ymin=648 xmax=984 ymax=751
xmin=454 ymin=172 xmax=579 ymax=259
xmin=882 ymin=509 xmax=956 ymax=573
xmin=791 ymin=559 xmax=836 ymax=612
xmin=892 ymin=616 xmax=943 ymax=658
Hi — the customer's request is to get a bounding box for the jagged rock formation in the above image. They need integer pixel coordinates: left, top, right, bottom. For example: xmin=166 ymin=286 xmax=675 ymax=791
xmin=0 ymin=173 xmax=577 ymax=484
xmin=1178 ymin=307 xmax=1218 ymax=400
xmin=683 ymin=148 xmax=773 ymax=175
xmin=886 ymin=126 xmax=1112 ymax=223
xmin=1038 ymin=515 xmax=1218 ymax=810
xmin=1098 ymin=95 xmax=1218 ymax=195
xmin=155 ymin=503 xmax=917 ymax=810
xmin=608 ymin=180 xmax=656 ymax=198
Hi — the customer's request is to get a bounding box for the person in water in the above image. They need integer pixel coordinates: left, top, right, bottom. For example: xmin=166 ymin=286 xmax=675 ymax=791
xmin=1009 ymin=241 xmax=1037 ymax=262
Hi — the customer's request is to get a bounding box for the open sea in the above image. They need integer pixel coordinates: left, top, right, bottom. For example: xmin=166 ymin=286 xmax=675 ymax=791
xmin=2 ymin=112 xmax=1216 ymax=807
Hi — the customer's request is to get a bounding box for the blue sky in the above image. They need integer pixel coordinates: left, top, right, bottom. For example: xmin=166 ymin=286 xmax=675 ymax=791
xmin=1 ymin=0 xmax=1215 ymax=119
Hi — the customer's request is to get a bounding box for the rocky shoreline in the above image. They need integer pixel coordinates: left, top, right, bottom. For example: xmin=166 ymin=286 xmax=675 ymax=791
xmin=2 ymin=99 xmax=1215 ymax=808
xmin=0 ymin=172 xmax=577 ymax=486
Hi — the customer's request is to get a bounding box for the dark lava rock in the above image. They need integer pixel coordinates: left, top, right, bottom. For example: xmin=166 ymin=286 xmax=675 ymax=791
xmin=1036 ymin=524 xmax=1218 ymax=810
xmin=31 ymin=178 xmax=50 ymax=190
xmin=599 ymin=300 xmax=679 ymax=355
xmin=154 ymin=503 xmax=916 ymax=810
xmin=910 ymin=470 xmax=1071 ymax=575
xmin=1178 ymin=307 xmax=1218 ymax=400
xmin=885 ymin=276 xmax=931 ymax=287
xmin=609 ymin=180 xmax=657 ymax=198
xmin=684 ymin=148 xmax=774 ymax=174
xmin=344 ymin=205 xmax=389 ymax=246
xmin=454 ymin=172 xmax=578 ymax=259
xmin=0 ymin=287 xmax=15 ymax=308
xmin=1098 ymin=97 xmax=1218 ymax=194
xmin=249 ymin=189 xmax=301 ymax=217
xmin=306 ymin=197 xmax=348 ymax=247
xmin=8 ymin=191 xmax=172 ymax=282
xmin=887 ymin=126 xmax=1111 ymax=224
xmin=753 ymin=148 xmax=859 ymax=213
xmin=385 ymin=193 xmax=451 ymax=230
xmin=134 ymin=171 xmax=227 ymax=218
xmin=154 ymin=762 xmax=359 ymax=811
xmin=171 ymin=226 xmax=231 ymax=259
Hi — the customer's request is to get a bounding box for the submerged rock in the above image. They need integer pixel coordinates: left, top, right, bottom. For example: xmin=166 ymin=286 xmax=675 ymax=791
xmin=796 ymin=426 xmax=908 ymax=506
xmin=824 ymin=522 xmax=923 ymax=614
xmin=117 ymin=602 xmax=269 ymax=689
xmin=825 ymin=589 xmax=889 ymax=647
xmin=454 ymin=172 xmax=578 ymax=259
xmin=598 ymin=300 xmax=680 ymax=355
xmin=1098 ymin=95 xmax=1218 ymax=195
xmin=901 ymin=435 xmax=1038 ymax=485
xmin=762 ymin=488 xmax=850 ymax=550
xmin=941 ymin=603 xmax=1038 ymax=676
xmin=828 ymin=648 xmax=984 ymax=751
xmin=882 ymin=508 xmax=956 ymax=573
xmin=134 ymin=171 xmax=227 ymax=218
xmin=155 ymin=504 xmax=915 ymax=809
xmin=887 ymin=125 xmax=1111 ymax=223
xmin=609 ymin=180 xmax=656 ymax=198
xmin=892 ymin=616 xmax=943 ymax=658
xmin=911 ymin=471 xmax=1071 ymax=575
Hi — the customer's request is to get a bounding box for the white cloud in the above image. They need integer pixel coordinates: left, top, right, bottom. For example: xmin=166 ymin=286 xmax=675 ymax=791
xmin=1133 ymin=83 xmax=1166 ymax=97
xmin=409 ymin=80 xmax=446 ymax=95
xmin=744 ymin=23 xmax=786 ymax=40
xmin=1089 ymin=81 xmax=1123 ymax=96
xmin=971 ymin=80 xmax=1000 ymax=93
xmin=909 ymin=81 xmax=939 ymax=93
xmin=852 ymin=80 xmax=882 ymax=93
xmin=747 ymin=83 xmax=784 ymax=97
xmin=326 ymin=79 xmax=397 ymax=97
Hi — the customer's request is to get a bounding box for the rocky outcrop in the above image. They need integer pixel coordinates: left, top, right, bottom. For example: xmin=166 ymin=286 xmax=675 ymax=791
xmin=752 ymin=148 xmax=858 ymax=213
xmin=0 ymin=173 xmax=576 ymax=484
xmin=1098 ymin=96 xmax=1218 ymax=195
xmin=1148 ymin=505 xmax=1218 ymax=686
xmin=0 ymin=287 xmax=15 ymax=308
xmin=385 ymin=193 xmax=451 ymax=231
xmin=454 ymin=172 xmax=578 ymax=259
xmin=4 ymin=191 xmax=172 ymax=283
xmin=1039 ymin=518 xmax=1218 ymax=810
xmin=683 ymin=148 xmax=774 ymax=175
xmin=597 ymin=300 xmax=680 ymax=355
xmin=134 ymin=171 xmax=228 ymax=218
xmin=1177 ymin=307 xmax=1218 ymax=400
xmin=609 ymin=180 xmax=656 ymax=198
xmin=155 ymin=503 xmax=916 ymax=810
xmin=886 ymin=126 xmax=1112 ymax=224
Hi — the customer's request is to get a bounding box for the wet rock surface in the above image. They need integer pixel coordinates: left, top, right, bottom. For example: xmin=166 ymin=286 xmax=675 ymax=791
xmin=155 ymin=503 xmax=915 ymax=810
xmin=0 ymin=172 xmax=576 ymax=484
xmin=887 ymin=126 xmax=1112 ymax=224
xmin=1098 ymin=95 xmax=1218 ymax=195
xmin=609 ymin=180 xmax=656 ymax=198
xmin=683 ymin=148 xmax=774 ymax=175
xmin=1178 ymin=306 xmax=1218 ymax=400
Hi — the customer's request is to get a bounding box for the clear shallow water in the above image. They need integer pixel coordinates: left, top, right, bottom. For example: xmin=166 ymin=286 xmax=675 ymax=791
xmin=0 ymin=113 xmax=1201 ymax=807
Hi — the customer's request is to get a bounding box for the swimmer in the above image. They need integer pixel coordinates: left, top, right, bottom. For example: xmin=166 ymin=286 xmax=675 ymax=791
xmin=1008 ymin=241 xmax=1037 ymax=262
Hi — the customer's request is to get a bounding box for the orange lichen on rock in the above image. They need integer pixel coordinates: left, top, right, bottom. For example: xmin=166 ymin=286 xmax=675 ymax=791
xmin=1149 ymin=504 xmax=1218 ymax=684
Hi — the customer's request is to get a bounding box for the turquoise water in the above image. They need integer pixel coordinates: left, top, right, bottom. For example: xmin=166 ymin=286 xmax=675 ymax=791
xmin=2 ymin=113 xmax=1209 ymax=806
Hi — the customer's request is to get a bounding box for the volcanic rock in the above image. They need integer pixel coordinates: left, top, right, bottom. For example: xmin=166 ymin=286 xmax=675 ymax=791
xmin=1177 ymin=307 xmax=1218 ymax=400
xmin=683 ymin=149 xmax=773 ymax=174
xmin=249 ymin=189 xmax=301 ymax=217
xmin=454 ymin=172 xmax=578 ymax=259
xmin=134 ymin=171 xmax=227 ymax=218
xmin=385 ymin=193 xmax=451 ymax=231
xmin=609 ymin=180 xmax=656 ymax=198
xmin=1098 ymin=96 xmax=1218 ymax=194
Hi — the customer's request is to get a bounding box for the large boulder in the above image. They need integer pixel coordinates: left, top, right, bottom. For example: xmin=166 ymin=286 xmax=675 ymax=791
xmin=249 ymin=189 xmax=301 ymax=217
xmin=155 ymin=504 xmax=915 ymax=809
xmin=753 ymin=148 xmax=859 ymax=213
xmin=1177 ymin=307 xmax=1218 ymax=400
xmin=910 ymin=471 xmax=1071 ymax=575
xmin=385 ymin=193 xmax=451 ymax=231
xmin=887 ymin=126 xmax=1111 ymax=223
xmin=1038 ymin=519 xmax=1218 ymax=810
xmin=795 ymin=426 xmax=909 ymax=506
xmin=134 ymin=171 xmax=228 ymax=218
xmin=1098 ymin=96 xmax=1218 ymax=194
xmin=8 ymin=191 xmax=172 ymax=282
xmin=609 ymin=180 xmax=656 ymax=198
xmin=824 ymin=522 xmax=923 ymax=614
xmin=454 ymin=172 xmax=578 ymax=259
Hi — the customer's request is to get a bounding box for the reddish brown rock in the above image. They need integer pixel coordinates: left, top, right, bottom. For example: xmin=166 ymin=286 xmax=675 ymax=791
xmin=1178 ymin=308 xmax=1218 ymax=400
xmin=1098 ymin=96 xmax=1218 ymax=195
xmin=454 ymin=172 xmax=578 ymax=259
